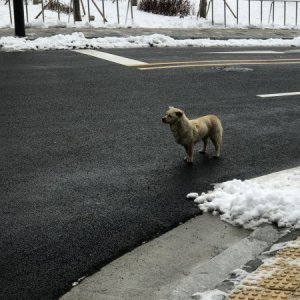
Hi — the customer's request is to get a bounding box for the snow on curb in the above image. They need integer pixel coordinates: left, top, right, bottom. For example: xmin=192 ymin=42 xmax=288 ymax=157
xmin=188 ymin=167 xmax=300 ymax=230
xmin=1 ymin=32 xmax=300 ymax=51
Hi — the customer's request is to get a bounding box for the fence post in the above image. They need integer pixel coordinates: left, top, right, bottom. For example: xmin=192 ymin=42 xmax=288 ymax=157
xmin=284 ymin=1 xmax=286 ymax=25
xmin=212 ymin=0 xmax=214 ymax=25
xmin=272 ymin=0 xmax=275 ymax=24
xmin=130 ymin=0 xmax=133 ymax=21
xmin=248 ymin=0 xmax=251 ymax=25
xmin=57 ymin=0 xmax=60 ymax=20
xmin=8 ymin=0 xmax=13 ymax=24
xmin=41 ymin=0 xmax=45 ymax=22
xmin=260 ymin=0 xmax=263 ymax=24
xmin=87 ymin=0 xmax=91 ymax=21
xmin=237 ymin=0 xmax=239 ymax=24
xmin=102 ymin=0 xmax=106 ymax=23
xmin=25 ymin=0 xmax=28 ymax=22
xmin=296 ymin=2 xmax=298 ymax=25
xmin=224 ymin=0 xmax=226 ymax=27
xmin=116 ymin=0 xmax=120 ymax=24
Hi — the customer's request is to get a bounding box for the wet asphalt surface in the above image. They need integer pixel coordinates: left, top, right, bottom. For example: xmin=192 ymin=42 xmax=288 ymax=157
xmin=1 ymin=47 xmax=300 ymax=299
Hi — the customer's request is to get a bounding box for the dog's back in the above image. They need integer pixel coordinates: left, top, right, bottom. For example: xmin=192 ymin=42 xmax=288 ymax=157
xmin=191 ymin=115 xmax=223 ymax=139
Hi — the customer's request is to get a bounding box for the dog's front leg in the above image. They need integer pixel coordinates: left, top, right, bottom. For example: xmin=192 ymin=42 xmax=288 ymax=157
xmin=184 ymin=144 xmax=194 ymax=164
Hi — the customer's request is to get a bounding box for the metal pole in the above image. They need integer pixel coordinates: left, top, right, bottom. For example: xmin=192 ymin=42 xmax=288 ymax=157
xmin=296 ymin=2 xmax=298 ymax=25
xmin=8 ymin=0 xmax=13 ymax=24
xmin=116 ymin=0 xmax=120 ymax=24
xmin=58 ymin=0 xmax=60 ymax=20
xmin=224 ymin=0 xmax=226 ymax=27
xmin=248 ymin=0 xmax=250 ymax=25
xmin=284 ymin=1 xmax=286 ymax=25
xmin=73 ymin=0 xmax=75 ymax=23
xmin=41 ymin=0 xmax=45 ymax=22
xmin=206 ymin=0 xmax=211 ymax=16
xmin=87 ymin=0 xmax=91 ymax=22
xmin=130 ymin=0 xmax=133 ymax=21
xmin=125 ymin=0 xmax=130 ymax=24
xmin=25 ymin=0 xmax=28 ymax=22
xmin=212 ymin=0 xmax=214 ymax=25
xmin=272 ymin=0 xmax=275 ymax=25
xmin=260 ymin=0 xmax=263 ymax=24
xmin=237 ymin=0 xmax=239 ymax=24
xmin=268 ymin=1 xmax=272 ymax=23
xmin=12 ymin=0 xmax=25 ymax=37
xmin=102 ymin=0 xmax=106 ymax=23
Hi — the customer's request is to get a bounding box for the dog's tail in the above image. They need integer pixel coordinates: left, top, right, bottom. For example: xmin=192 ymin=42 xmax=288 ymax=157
xmin=211 ymin=115 xmax=223 ymax=138
xmin=210 ymin=116 xmax=223 ymax=158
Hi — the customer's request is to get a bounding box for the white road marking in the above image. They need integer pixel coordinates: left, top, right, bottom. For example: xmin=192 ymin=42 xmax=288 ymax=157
xmin=208 ymin=51 xmax=285 ymax=54
xmin=257 ymin=92 xmax=300 ymax=98
xmin=73 ymin=49 xmax=148 ymax=66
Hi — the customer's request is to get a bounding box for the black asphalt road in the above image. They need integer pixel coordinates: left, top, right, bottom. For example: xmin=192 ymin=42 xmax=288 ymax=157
xmin=1 ymin=47 xmax=300 ymax=299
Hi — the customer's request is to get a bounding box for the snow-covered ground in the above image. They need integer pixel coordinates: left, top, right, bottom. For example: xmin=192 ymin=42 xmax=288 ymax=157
xmin=1 ymin=0 xmax=300 ymax=50
xmin=187 ymin=167 xmax=300 ymax=230
xmin=1 ymin=0 xmax=300 ymax=29
xmin=1 ymin=32 xmax=300 ymax=50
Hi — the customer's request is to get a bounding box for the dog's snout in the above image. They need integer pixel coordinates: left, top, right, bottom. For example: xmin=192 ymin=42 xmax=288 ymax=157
xmin=162 ymin=117 xmax=167 ymax=123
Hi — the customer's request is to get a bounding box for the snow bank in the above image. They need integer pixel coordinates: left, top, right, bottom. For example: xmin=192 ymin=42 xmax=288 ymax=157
xmin=189 ymin=168 xmax=300 ymax=229
xmin=1 ymin=32 xmax=300 ymax=51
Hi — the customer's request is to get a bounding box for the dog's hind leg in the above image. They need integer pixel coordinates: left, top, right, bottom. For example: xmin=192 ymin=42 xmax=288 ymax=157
xmin=210 ymin=134 xmax=222 ymax=158
xmin=199 ymin=137 xmax=208 ymax=154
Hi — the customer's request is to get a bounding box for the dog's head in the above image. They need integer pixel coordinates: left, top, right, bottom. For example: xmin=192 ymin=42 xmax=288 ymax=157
xmin=162 ymin=107 xmax=184 ymax=125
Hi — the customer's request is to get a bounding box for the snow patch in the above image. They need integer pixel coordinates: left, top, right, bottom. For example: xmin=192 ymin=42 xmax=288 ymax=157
xmin=1 ymin=33 xmax=300 ymax=51
xmin=192 ymin=168 xmax=300 ymax=229
xmin=186 ymin=192 xmax=199 ymax=199
xmin=192 ymin=289 xmax=227 ymax=300
xmin=229 ymin=268 xmax=249 ymax=285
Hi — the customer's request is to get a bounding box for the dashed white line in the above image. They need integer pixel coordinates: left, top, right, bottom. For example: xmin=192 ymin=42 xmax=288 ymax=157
xmin=257 ymin=92 xmax=300 ymax=98
xmin=73 ymin=49 xmax=148 ymax=66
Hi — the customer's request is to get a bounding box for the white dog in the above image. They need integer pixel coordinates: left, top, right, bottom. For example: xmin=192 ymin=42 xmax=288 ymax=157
xmin=162 ymin=107 xmax=223 ymax=163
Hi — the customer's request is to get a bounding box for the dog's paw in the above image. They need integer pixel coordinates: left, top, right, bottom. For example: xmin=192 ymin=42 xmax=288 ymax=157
xmin=184 ymin=158 xmax=193 ymax=165
xmin=199 ymin=150 xmax=206 ymax=154
xmin=213 ymin=155 xmax=220 ymax=160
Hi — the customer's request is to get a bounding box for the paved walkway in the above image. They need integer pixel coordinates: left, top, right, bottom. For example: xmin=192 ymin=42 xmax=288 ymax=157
xmin=227 ymin=237 xmax=300 ymax=300
xmin=1 ymin=27 xmax=300 ymax=39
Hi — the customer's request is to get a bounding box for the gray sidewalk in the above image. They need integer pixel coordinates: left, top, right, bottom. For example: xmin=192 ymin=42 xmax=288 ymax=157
xmin=60 ymin=168 xmax=300 ymax=300
xmin=60 ymin=215 xmax=283 ymax=300
xmin=1 ymin=27 xmax=300 ymax=40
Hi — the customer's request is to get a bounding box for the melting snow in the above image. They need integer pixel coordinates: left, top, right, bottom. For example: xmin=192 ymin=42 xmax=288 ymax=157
xmin=189 ymin=167 xmax=300 ymax=230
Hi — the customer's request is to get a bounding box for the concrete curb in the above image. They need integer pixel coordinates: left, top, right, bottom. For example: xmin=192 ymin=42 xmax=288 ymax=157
xmin=60 ymin=216 xmax=286 ymax=300
xmin=60 ymin=168 xmax=300 ymax=300
xmin=158 ymin=225 xmax=286 ymax=300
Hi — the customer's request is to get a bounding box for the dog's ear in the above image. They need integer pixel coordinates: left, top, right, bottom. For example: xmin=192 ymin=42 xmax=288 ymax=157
xmin=176 ymin=111 xmax=183 ymax=118
xmin=168 ymin=106 xmax=174 ymax=109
